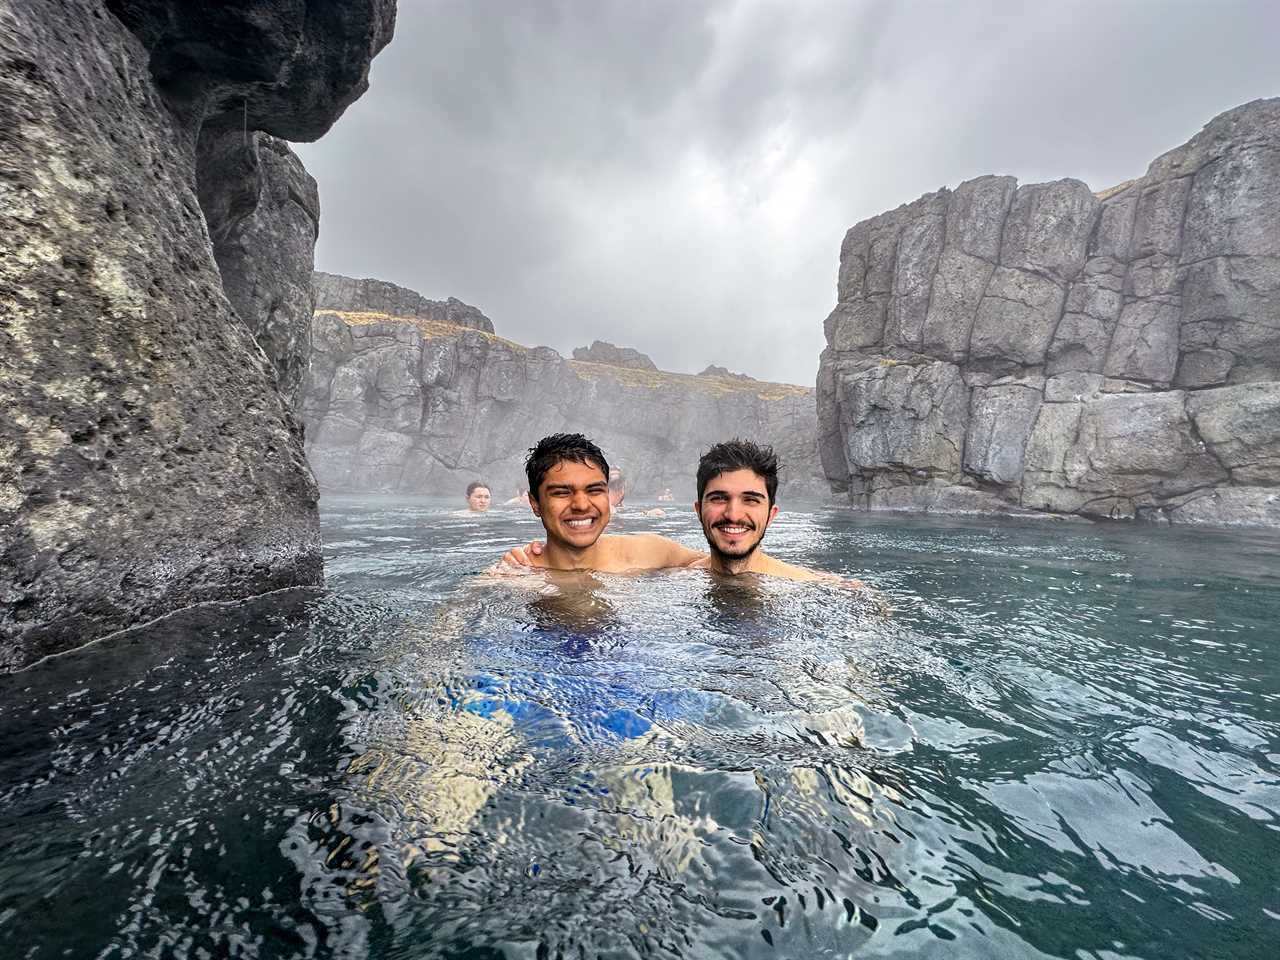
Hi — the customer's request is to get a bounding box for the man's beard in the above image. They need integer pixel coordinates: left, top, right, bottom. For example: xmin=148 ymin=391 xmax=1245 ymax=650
xmin=702 ymin=518 xmax=765 ymax=561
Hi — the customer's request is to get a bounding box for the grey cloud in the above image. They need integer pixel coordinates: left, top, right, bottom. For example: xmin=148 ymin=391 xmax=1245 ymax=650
xmin=299 ymin=0 xmax=1280 ymax=386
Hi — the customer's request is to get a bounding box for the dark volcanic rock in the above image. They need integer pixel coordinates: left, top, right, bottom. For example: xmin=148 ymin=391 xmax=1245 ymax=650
xmin=313 ymin=271 xmax=495 ymax=332
xmin=0 ymin=1 xmax=391 ymax=669
xmin=817 ymin=99 xmax=1280 ymax=527
xmin=104 ymin=0 xmax=396 ymax=140
xmin=303 ymin=313 xmax=827 ymax=502
xmin=199 ymin=128 xmax=320 ymax=408
xmin=572 ymin=340 xmax=658 ymax=371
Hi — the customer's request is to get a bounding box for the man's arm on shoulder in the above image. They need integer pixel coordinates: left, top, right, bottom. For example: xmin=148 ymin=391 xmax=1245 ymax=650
xmin=498 ymin=533 xmax=704 ymax=570
xmin=623 ymin=532 xmax=705 ymax=568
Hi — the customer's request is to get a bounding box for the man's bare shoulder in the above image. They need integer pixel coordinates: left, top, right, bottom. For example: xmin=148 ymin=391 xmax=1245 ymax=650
xmin=604 ymin=532 xmax=705 ymax=570
xmin=758 ymin=554 xmax=827 ymax=582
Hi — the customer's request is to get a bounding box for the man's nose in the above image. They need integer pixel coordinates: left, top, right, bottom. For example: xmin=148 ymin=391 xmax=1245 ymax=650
xmin=570 ymin=490 xmax=591 ymax=511
xmin=723 ymin=498 xmax=747 ymax=520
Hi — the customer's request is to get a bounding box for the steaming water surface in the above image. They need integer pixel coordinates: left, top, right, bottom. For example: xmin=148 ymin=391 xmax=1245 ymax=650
xmin=2 ymin=496 xmax=1277 ymax=958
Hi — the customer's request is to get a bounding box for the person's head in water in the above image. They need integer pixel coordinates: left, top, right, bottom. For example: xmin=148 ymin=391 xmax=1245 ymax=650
xmin=525 ymin=434 xmax=612 ymax=552
xmin=465 ymin=481 xmax=492 ymax=512
xmin=694 ymin=439 xmax=779 ymax=564
xmin=608 ymin=467 xmax=625 ymax=508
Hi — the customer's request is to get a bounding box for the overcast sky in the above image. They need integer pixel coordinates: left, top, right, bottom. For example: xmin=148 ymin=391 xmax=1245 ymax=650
xmin=296 ymin=0 xmax=1280 ymax=386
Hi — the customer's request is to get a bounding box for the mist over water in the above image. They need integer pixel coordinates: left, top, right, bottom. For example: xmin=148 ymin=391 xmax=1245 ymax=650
xmin=1 ymin=497 xmax=1277 ymax=958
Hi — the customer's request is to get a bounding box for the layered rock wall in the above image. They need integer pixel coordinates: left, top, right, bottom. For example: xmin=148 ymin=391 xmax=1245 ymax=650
xmin=313 ymin=271 xmax=495 ymax=332
xmin=818 ymin=99 xmax=1280 ymax=526
xmin=304 ymin=309 xmax=827 ymax=501
xmin=0 ymin=0 xmax=393 ymax=669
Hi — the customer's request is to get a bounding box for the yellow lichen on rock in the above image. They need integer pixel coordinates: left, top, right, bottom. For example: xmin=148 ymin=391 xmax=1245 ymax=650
xmin=315 ymin=310 xmax=529 ymax=352
xmin=566 ymin=359 xmax=810 ymax=400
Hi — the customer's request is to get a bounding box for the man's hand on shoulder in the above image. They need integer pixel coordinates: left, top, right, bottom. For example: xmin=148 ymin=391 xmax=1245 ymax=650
xmin=500 ymin=541 xmax=544 ymax=567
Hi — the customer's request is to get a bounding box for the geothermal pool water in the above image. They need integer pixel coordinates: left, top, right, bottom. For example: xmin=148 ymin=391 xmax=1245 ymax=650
xmin=1 ymin=496 xmax=1277 ymax=958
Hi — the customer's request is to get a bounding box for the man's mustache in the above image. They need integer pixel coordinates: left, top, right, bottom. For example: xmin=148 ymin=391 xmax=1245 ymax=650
xmin=712 ymin=519 xmax=756 ymax=531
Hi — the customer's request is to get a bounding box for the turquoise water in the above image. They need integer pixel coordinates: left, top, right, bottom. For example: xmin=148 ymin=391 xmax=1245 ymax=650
xmin=1 ymin=496 xmax=1277 ymax=958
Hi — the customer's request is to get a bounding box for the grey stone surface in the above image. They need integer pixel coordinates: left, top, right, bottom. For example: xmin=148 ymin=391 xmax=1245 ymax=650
xmin=1186 ymin=382 xmax=1280 ymax=485
xmin=312 ymin=271 xmax=494 ymax=332
xmin=572 ymin=340 xmax=658 ymax=371
xmin=304 ymin=310 xmax=828 ymax=502
xmin=199 ymin=130 xmax=319 ymax=409
xmin=970 ymin=267 xmax=1065 ymax=368
xmin=964 ymin=384 xmax=1042 ymax=486
xmin=0 ymin=0 xmax=392 ymax=670
xmin=833 ymin=360 xmax=969 ymax=501
xmin=818 ymin=99 xmax=1280 ymax=526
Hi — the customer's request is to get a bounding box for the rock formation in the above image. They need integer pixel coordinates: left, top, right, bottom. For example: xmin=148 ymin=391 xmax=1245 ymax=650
xmin=304 ymin=304 xmax=826 ymax=501
xmin=0 ymin=0 xmax=394 ymax=670
xmin=698 ymin=365 xmax=756 ymax=381
xmin=818 ymin=99 xmax=1280 ymax=526
xmin=199 ymin=129 xmax=320 ymax=409
xmin=572 ymin=340 xmax=659 ymax=371
xmin=313 ymin=271 xmax=494 ymax=333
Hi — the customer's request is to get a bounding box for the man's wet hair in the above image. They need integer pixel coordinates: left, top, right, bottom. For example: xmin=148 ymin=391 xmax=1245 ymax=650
xmin=696 ymin=439 xmax=779 ymax=504
xmin=465 ymin=481 xmax=490 ymax=497
xmin=525 ymin=433 xmax=611 ymax=497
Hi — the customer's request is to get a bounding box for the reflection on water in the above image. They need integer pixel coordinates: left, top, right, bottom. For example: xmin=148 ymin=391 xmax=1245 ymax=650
xmin=1 ymin=495 xmax=1277 ymax=959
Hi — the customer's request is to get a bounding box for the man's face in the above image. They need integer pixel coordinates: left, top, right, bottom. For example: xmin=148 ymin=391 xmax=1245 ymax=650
xmin=467 ymin=486 xmax=491 ymax=512
xmin=694 ymin=468 xmax=778 ymax=560
xmin=530 ymin=460 xmax=611 ymax=550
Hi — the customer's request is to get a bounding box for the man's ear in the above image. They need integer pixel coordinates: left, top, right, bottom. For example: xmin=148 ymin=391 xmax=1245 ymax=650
xmin=767 ymin=503 xmax=779 ymax=524
xmin=693 ymin=500 xmax=702 ymax=520
xmin=527 ymin=492 xmax=540 ymax=516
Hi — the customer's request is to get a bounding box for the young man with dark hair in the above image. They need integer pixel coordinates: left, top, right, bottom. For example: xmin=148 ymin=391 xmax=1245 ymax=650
xmin=515 ymin=434 xmax=700 ymax=572
xmin=687 ymin=439 xmax=823 ymax=580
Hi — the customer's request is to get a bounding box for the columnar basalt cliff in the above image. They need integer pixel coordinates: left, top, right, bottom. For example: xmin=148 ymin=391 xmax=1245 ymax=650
xmin=303 ymin=297 xmax=826 ymax=501
xmin=0 ymin=0 xmax=394 ymax=670
xmin=818 ymin=99 xmax=1280 ymax=526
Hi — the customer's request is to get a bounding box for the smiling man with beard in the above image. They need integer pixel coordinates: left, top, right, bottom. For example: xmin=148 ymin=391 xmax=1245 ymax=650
xmin=686 ymin=439 xmax=827 ymax=581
